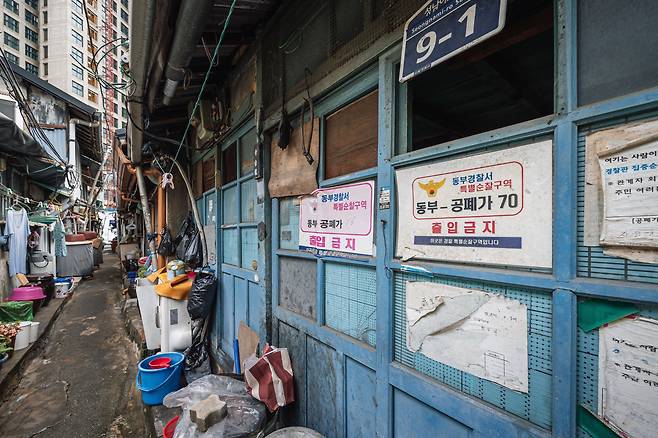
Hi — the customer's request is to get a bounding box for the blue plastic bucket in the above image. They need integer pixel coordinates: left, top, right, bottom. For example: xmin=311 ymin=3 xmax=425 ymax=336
xmin=136 ymin=352 xmax=185 ymax=406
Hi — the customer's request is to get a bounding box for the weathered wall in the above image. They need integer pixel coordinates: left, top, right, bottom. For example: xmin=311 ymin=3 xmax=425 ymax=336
xmin=27 ymin=88 xmax=67 ymax=125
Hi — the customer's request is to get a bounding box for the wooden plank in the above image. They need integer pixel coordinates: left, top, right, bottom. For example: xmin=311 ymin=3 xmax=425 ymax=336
xmin=269 ymin=117 xmax=320 ymax=198
xmin=325 ymin=91 xmax=378 ymax=179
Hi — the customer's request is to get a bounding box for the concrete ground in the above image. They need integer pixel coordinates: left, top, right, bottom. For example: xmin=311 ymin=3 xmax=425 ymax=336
xmin=0 ymin=254 xmax=147 ymax=438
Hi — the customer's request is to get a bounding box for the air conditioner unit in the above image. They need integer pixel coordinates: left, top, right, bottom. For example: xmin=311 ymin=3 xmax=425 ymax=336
xmin=189 ymin=100 xmax=217 ymax=144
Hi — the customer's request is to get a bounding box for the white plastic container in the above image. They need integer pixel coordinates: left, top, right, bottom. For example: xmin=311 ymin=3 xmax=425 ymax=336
xmin=14 ymin=322 xmax=31 ymax=350
xmin=158 ymin=296 xmax=192 ymax=352
xmin=29 ymin=321 xmax=40 ymax=343
xmin=135 ymin=278 xmax=160 ymax=350
xmin=55 ymin=282 xmax=70 ymax=298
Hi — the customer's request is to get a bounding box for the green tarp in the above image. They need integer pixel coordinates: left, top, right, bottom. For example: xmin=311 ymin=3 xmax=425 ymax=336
xmin=577 ymin=405 xmax=621 ymax=438
xmin=577 ymin=299 xmax=638 ymax=332
xmin=0 ymin=301 xmax=33 ymax=322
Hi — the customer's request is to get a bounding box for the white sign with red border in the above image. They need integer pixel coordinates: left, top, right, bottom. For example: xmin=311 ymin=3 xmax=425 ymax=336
xmin=396 ymin=141 xmax=553 ymax=268
xmin=299 ymin=181 xmax=375 ymax=257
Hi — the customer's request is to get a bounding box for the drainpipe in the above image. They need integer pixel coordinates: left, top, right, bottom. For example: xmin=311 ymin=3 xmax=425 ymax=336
xmin=135 ymin=165 xmax=157 ymax=263
xmin=162 ymin=0 xmax=212 ymax=105
xmin=128 ymin=0 xmax=156 ymax=163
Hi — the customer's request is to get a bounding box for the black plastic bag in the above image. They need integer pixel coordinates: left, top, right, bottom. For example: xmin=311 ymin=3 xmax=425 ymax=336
xmin=175 ymin=232 xmax=190 ymax=260
xmin=157 ymin=226 xmax=176 ymax=257
xmin=187 ymin=270 xmax=217 ymax=320
xmin=184 ymin=231 xmax=203 ymax=268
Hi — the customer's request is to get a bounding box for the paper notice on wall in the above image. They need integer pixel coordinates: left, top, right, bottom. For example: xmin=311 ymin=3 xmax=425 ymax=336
xmin=406 ymin=282 xmax=528 ymax=392
xmin=395 ymin=140 xmax=552 ymax=268
xmin=598 ymin=317 xmax=658 ymax=438
xmin=598 ymin=138 xmax=658 ymax=248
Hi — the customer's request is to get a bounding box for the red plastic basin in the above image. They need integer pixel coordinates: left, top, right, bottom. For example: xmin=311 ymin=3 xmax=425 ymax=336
xmin=148 ymin=357 xmax=172 ymax=369
xmin=163 ymin=415 xmax=179 ymax=438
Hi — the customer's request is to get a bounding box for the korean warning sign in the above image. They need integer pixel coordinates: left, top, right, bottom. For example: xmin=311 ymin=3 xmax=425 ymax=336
xmin=396 ymin=141 xmax=552 ymax=268
xmin=299 ymin=181 xmax=375 ymax=257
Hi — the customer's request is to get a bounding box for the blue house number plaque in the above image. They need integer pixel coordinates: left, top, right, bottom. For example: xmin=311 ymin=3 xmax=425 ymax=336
xmin=400 ymin=0 xmax=507 ymax=82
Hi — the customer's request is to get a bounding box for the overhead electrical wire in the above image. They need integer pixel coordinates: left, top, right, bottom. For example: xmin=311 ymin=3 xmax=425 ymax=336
xmin=0 ymin=47 xmax=68 ymax=166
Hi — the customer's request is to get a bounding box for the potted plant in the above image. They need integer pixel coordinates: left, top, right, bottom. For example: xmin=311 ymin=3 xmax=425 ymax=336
xmin=0 ymin=335 xmax=11 ymax=367
xmin=0 ymin=323 xmax=20 ymax=356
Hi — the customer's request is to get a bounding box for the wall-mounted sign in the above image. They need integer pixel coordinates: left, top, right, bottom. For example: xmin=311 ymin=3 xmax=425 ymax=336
xmin=396 ymin=140 xmax=552 ymax=268
xmin=400 ymin=0 xmax=507 ymax=82
xmin=299 ymin=181 xmax=375 ymax=257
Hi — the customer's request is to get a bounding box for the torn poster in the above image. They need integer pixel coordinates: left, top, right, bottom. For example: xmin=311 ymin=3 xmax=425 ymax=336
xmin=599 ymin=136 xmax=658 ymax=248
xmin=598 ymin=316 xmax=658 ymax=438
xmin=395 ymin=140 xmax=552 ymax=269
xmin=583 ymin=118 xmax=658 ymax=248
xmin=406 ymin=282 xmax=528 ymax=392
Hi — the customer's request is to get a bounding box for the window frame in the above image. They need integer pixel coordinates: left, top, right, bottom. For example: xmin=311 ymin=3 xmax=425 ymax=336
xmin=71 ymin=80 xmax=84 ymax=96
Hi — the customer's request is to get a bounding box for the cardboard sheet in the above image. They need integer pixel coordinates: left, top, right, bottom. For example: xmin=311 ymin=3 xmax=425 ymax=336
xmin=406 ymin=282 xmax=528 ymax=392
xmin=598 ymin=317 xmax=658 ymax=438
xmin=268 ymin=118 xmax=319 ymax=198
xmin=238 ymin=321 xmax=260 ymax=373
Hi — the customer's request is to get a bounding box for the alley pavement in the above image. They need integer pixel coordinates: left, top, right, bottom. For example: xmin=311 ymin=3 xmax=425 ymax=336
xmin=0 ymin=254 xmax=146 ymax=437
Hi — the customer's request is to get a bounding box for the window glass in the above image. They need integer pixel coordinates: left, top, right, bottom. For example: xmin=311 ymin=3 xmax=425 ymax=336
xmin=70 ymin=46 xmax=83 ymax=64
xmin=279 ymin=197 xmax=300 ymax=250
xmin=3 ymin=14 xmax=18 ymax=32
xmin=221 ymin=143 xmax=237 ymax=184
xmin=399 ymin=0 xmax=553 ymax=154
xmin=3 ymin=32 xmax=19 ymax=50
xmin=222 ymin=185 xmax=238 ymax=225
xmin=25 ymin=62 xmax=38 ymax=75
xmin=71 ymin=0 xmax=82 ymax=15
xmin=5 ymin=52 xmax=18 ymax=65
xmin=325 ymin=90 xmax=378 ymax=179
xmin=24 ymin=44 xmax=38 ymax=60
xmin=71 ymin=30 xmax=83 ymax=46
xmin=72 ymin=14 xmax=83 ymax=31
xmin=72 ymin=81 xmax=83 ymax=96
xmin=72 ymin=64 xmax=83 ymax=80
xmin=240 ymin=129 xmax=257 ymax=176
xmin=25 ymin=27 xmax=38 ymax=43
xmin=578 ymin=1 xmax=658 ymax=105
xmin=241 ymin=179 xmax=256 ymax=223
xmin=24 ymin=10 xmax=37 ymax=25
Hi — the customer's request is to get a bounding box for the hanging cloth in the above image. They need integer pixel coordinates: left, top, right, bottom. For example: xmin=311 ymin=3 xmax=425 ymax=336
xmin=54 ymin=218 xmax=67 ymax=257
xmin=4 ymin=208 xmax=30 ymax=277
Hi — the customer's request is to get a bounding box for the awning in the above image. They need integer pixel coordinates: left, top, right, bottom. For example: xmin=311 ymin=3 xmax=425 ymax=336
xmin=0 ymin=113 xmax=67 ymax=185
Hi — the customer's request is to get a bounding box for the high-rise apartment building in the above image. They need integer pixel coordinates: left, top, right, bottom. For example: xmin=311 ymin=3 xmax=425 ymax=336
xmin=0 ymin=0 xmax=130 ymax=145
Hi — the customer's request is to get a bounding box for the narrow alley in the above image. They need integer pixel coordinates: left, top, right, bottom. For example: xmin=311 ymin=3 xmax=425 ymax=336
xmin=0 ymin=255 xmax=145 ymax=438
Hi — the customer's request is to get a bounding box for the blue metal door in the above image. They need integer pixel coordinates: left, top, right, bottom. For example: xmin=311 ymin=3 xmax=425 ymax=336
xmin=214 ymin=125 xmax=267 ymax=363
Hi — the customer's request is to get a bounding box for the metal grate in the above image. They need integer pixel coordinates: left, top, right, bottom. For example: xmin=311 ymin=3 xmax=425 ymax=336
xmin=393 ymin=272 xmax=553 ymax=429
xmin=325 ymin=262 xmax=377 ymax=347
xmin=576 ymin=111 xmax=658 ymax=284
xmin=262 ymin=0 xmax=427 ymax=111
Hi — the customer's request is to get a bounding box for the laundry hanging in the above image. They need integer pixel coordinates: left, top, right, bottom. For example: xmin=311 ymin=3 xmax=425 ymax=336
xmin=4 ymin=207 xmax=30 ymax=277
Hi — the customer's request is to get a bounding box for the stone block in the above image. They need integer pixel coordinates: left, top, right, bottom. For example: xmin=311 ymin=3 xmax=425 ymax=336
xmin=190 ymin=394 xmax=227 ymax=432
